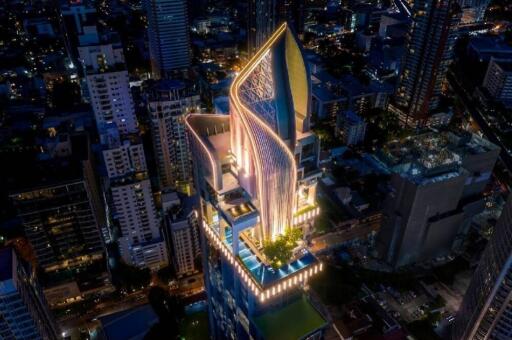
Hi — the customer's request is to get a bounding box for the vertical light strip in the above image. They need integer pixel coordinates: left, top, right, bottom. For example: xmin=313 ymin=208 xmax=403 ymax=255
xmin=230 ymin=23 xmax=298 ymax=240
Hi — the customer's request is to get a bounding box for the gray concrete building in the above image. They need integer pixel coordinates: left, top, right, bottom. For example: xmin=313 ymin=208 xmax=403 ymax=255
xmin=377 ymin=131 xmax=499 ymax=268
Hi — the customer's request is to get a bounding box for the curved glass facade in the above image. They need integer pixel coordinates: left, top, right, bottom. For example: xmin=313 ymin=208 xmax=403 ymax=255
xmin=230 ymin=23 xmax=311 ymax=241
xmin=185 ymin=24 xmax=325 ymax=340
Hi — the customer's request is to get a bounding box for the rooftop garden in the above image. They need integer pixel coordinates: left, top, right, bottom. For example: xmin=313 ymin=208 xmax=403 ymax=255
xmin=262 ymin=227 xmax=303 ymax=269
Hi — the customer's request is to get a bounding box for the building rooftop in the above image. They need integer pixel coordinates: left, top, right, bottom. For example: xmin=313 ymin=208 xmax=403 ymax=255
xmin=447 ymin=130 xmax=500 ymax=156
xmin=185 ymin=114 xmax=231 ymax=191
xmin=311 ymin=70 xmax=339 ymax=85
xmin=336 ymin=302 xmax=373 ymax=339
xmin=469 ymin=36 xmax=512 ymax=53
xmin=163 ymin=190 xmax=199 ymax=224
xmin=99 ymin=304 xmax=157 ymax=340
xmin=377 ymin=131 xmax=499 ymax=184
xmin=339 ymin=75 xmax=371 ymax=97
xmin=7 ymin=134 xmax=89 ymax=194
xmin=146 ymin=78 xmax=199 ymax=102
xmin=224 ymin=228 xmax=318 ymax=287
xmin=379 ymin=133 xmax=460 ymax=180
xmin=253 ymin=295 xmax=327 ymax=340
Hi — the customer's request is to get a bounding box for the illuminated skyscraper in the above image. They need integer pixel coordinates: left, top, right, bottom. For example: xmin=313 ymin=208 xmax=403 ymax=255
xmin=187 ymin=24 xmax=326 ymax=339
xmin=145 ymin=0 xmax=191 ymax=78
xmin=393 ymin=0 xmax=461 ymax=126
xmin=248 ymin=0 xmax=304 ymax=56
xmin=248 ymin=0 xmax=277 ymax=57
xmin=453 ymin=195 xmax=512 ymax=340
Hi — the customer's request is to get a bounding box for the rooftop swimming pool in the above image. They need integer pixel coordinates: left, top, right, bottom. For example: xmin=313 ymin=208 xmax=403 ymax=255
xmin=224 ymin=228 xmax=318 ymax=288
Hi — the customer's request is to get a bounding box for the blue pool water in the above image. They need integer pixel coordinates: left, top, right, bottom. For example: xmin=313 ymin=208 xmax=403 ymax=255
xmin=222 ymin=227 xmax=318 ymax=288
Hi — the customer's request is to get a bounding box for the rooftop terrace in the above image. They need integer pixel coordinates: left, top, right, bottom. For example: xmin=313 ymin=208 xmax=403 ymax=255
xmin=223 ymin=228 xmax=318 ymax=287
xmin=201 ymin=219 xmax=322 ymax=302
xmin=253 ymin=295 xmax=327 ymax=340
xmin=376 ymin=131 xmax=501 ymax=184
xmin=378 ymin=133 xmax=463 ymax=181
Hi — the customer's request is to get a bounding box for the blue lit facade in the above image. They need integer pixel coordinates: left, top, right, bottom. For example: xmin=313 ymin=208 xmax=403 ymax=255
xmin=145 ymin=0 xmax=191 ymax=78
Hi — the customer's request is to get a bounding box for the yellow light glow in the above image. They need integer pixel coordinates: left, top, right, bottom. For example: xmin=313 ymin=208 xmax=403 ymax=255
xmin=230 ymin=23 xmax=298 ymax=241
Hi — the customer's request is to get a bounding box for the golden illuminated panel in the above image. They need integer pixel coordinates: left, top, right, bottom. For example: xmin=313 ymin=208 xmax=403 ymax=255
xmin=230 ymin=23 xmax=300 ymax=241
xmin=285 ymin=28 xmax=311 ymax=133
xmin=185 ymin=114 xmax=228 ymax=191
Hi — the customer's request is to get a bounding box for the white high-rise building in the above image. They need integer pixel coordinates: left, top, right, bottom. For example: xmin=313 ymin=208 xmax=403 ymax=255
xmin=110 ymin=176 xmax=167 ymax=270
xmin=102 ymin=139 xmax=147 ymax=178
xmin=78 ymin=31 xmax=166 ymax=270
xmin=78 ymin=39 xmax=138 ymax=135
xmin=101 ymin=130 xmax=168 ymax=271
xmin=162 ymin=191 xmax=201 ymax=277
xmin=147 ymin=80 xmax=200 ymax=191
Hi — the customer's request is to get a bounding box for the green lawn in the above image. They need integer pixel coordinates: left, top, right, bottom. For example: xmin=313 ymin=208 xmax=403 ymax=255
xmin=181 ymin=311 xmax=209 ymax=340
xmin=254 ymin=296 xmax=327 ymax=340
